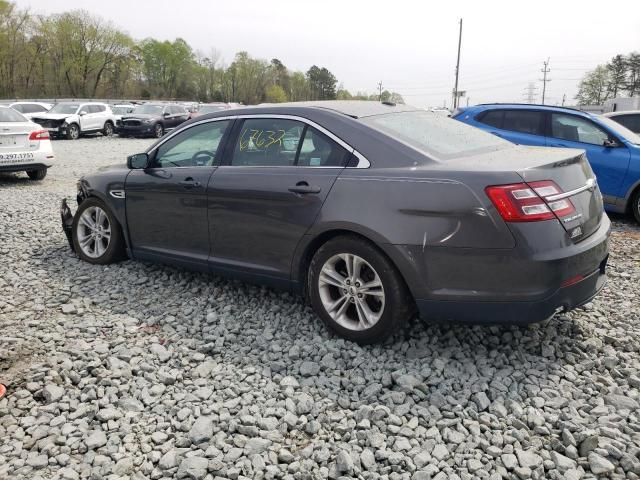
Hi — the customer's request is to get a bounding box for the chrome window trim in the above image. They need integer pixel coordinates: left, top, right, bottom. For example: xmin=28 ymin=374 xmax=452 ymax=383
xmin=147 ymin=114 xmax=371 ymax=169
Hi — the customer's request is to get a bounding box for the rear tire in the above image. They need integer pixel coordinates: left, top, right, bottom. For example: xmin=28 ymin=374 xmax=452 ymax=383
xmin=72 ymin=197 xmax=126 ymax=264
xmin=103 ymin=121 xmax=114 ymax=137
xmin=308 ymin=235 xmax=414 ymax=344
xmin=26 ymin=168 xmax=47 ymax=180
xmin=66 ymin=123 xmax=80 ymax=140
xmin=153 ymin=123 xmax=164 ymax=138
xmin=631 ymin=189 xmax=640 ymax=224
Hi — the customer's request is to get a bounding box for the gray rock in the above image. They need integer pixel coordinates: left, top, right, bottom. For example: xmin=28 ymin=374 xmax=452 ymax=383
xmin=296 ymin=392 xmax=314 ymax=414
xmin=516 ymin=449 xmax=543 ymax=469
xmin=244 ymin=438 xmax=272 ymax=455
xmin=432 ymin=444 xmax=449 ymax=461
xmin=85 ymin=430 xmax=107 ymax=449
xmin=159 ymin=449 xmax=179 ymax=470
xmin=502 ymin=453 xmax=518 ymax=470
xmin=604 ymin=394 xmax=639 ymax=411
xmin=299 ymin=361 xmax=320 ymax=376
xmin=579 ymin=435 xmax=599 ymax=457
xmin=177 ymin=456 xmax=208 ymax=480
xmin=588 ymin=452 xmax=615 ymax=475
xmin=473 ymin=392 xmax=491 ymax=411
xmin=27 ymin=454 xmax=48 ymax=469
xmin=151 ymin=343 xmax=171 ymax=362
xmin=550 ymin=451 xmax=577 ymax=472
xmin=189 ymin=417 xmax=214 ymax=444
xmin=113 ymin=457 xmax=134 ymax=475
xmin=336 ymin=450 xmax=354 ymax=474
xmin=360 ymin=449 xmax=376 ymax=470
xmin=43 ymin=384 xmax=64 ymax=403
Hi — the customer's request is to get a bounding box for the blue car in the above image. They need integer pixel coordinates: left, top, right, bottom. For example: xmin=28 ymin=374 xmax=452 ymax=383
xmin=453 ymin=104 xmax=640 ymax=223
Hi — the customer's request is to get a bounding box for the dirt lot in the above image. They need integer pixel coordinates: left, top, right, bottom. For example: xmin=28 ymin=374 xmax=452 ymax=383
xmin=0 ymin=136 xmax=639 ymax=480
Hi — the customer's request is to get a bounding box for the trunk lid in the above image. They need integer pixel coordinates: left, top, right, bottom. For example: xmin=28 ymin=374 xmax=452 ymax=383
xmin=514 ymin=147 xmax=602 ymax=241
xmin=0 ymin=121 xmax=37 ymax=151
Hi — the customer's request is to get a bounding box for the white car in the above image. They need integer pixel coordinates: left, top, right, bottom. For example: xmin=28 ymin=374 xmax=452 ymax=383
xmin=110 ymin=104 xmax=135 ymax=122
xmin=10 ymin=101 xmax=52 ymax=119
xmin=31 ymin=102 xmax=116 ymax=140
xmin=0 ymin=106 xmax=54 ymax=180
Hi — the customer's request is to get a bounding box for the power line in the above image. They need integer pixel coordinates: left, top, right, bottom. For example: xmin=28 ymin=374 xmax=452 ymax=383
xmin=540 ymin=58 xmax=551 ymax=105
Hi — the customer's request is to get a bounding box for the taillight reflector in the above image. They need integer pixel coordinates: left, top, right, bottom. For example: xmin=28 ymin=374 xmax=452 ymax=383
xmin=29 ymin=130 xmax=49 ymax=141
xmin=485 ymin=180 xmax=576 ymax=222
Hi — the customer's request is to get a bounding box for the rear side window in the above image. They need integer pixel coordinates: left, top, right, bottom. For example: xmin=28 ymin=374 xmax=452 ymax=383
xmin=613 ymin=114 xmax=640 ymax=133
xmin=502 ymin=110 xmax=544 ymax=135
xmin=551 ymin=113 xmax=609 ymax=145
xmin=23 ymin=104 xmax=47 ymax=113
xmin=477 ymin=110 xmax=503 ymax=128
xmin=230 ymin=119 xmax=350 ymax=167
xmin=11 ymin=104 xmax=25 ymax=113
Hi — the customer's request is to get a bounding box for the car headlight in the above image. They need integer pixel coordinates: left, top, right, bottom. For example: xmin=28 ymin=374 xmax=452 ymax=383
xmin=143 ymin=119 xmax=153 ymax=124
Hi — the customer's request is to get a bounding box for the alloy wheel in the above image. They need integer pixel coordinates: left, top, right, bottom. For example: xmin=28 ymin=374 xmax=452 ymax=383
xmin=76 ymin=206 xmax=111 ymax=258
xmin=318 ymin=253 xmax=385 ymax=331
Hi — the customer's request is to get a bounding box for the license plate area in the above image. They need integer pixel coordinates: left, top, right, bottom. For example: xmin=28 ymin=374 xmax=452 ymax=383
xmin=0 ymin=135 xmax=17 ymax=146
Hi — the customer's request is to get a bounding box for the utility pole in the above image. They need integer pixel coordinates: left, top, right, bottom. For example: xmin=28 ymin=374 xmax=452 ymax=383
xmin=540 ymin=58 xmax=551 ymax=105
xmin=562 ymin=93 xmax=566 ymax=106
xmin=523 ymin=82 xmax=538 ymax=104
xmin=378 ymin=81 xmax=383 ymax=101
xmin=453 ymin=18 xmax=463 ymax=109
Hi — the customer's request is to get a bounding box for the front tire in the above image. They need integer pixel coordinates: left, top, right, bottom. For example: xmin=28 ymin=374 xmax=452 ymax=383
xmin=103 ymin=121 xmax=114 ymax=137
xmin=153 ymin=123 xmax=164 ymax=138
xmin=631 ymin=189 xmax=640 ymax=224
xmin=66 ymin=123 xmax=80 ymax=140
xmin=308 ymin=235 xmax=414 ymax=344
xmin=72 ymin=197 xmax=126 ymax=264
xmin=26 ymin=168 xmax=47 ymax=180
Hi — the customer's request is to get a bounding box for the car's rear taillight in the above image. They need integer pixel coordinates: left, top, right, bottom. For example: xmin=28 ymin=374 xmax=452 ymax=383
xmin=485 ymin=180 xmax=576 ymax=222
xmin=29 ymin=130 xmax=50 ymax=141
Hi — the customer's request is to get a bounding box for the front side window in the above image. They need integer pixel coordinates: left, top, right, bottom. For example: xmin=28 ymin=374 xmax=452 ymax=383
xmin=153 ymin=120 xmax=231 ymax=168
xmin=551 ymin=113 xmax=609 ymax=145
xmin=24 ymin=104 xmax=46 ymax=113
xmin=502 ymin=110 xmax=544 ymax=135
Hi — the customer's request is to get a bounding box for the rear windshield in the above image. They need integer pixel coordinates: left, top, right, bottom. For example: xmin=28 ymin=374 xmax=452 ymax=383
xmin=361 ymin=111 xmax=511 ymax=159
xmin=0 ymin=107 xmax=27 ymax=122
xmin=50 ymin=103 xmax=79 ymax=114
xmin=199 ymin=105 xmax=227 ymax=114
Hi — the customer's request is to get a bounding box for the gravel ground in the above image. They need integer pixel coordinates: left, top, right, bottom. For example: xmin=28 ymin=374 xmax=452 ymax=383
xmin=1 ymin=136 xmax=639 ymax=480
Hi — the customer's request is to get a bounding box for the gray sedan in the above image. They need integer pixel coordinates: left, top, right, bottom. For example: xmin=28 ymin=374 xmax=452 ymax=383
xmin=61 ymin=101 xmax=610 ymax=344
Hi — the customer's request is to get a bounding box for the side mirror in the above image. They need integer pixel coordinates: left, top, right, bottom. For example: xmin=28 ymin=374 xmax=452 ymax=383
xmin=79 ymin=110 xmax=87 ymax=116
xmin=127 ymin=153 xmax=149 ymax=169
xmin=603 ymin=138 xmax=620 ymax=148
xmin=163 ymin=112 xmax=170 ymax=117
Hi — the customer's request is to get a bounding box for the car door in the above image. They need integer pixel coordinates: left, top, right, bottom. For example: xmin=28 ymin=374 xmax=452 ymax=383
xmin=546 ymin=112 xmax=631 ymax=199
xmin=476 ymin=109 xmax=546 ymax=146
xmin=207 ymin=117 xmax=352 ymax=282
xmin=78 ymin=104 xmax=92 ymax=131
xmin=125 ymin=119 xmax=233 ymax=269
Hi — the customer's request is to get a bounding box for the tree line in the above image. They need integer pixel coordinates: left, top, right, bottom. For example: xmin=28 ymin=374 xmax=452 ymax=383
xmin=576 ymin=52 xmax=640 ymax=105
xmin=0 ymin=1 xmax=404 ymax=105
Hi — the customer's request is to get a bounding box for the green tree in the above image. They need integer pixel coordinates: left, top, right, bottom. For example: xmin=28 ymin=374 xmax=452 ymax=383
xmin=140 ymin=38 xmax=195 ymax=98
xmin=289 ymin=71 xmax=309 ymax=101
xmin=607 ymin=54 xmax=627 ymax=98
xmin=228 ymin=51 xmax=270 ymax=105
xmin=576 ymin=65 xmax=611 ymax=105
xmin=265 ymin=84 xmax=288 ymax=103
xmin=626 ymin=52 xmax=640 ymax=97
xmin=306 ymin=65 xmax=337 ymax=100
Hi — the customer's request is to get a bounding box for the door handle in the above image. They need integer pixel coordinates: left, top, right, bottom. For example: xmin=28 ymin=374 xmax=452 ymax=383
xmin=288 ymin=181 xmax=321 ymax=194
xmin=179 ymin=178 xmax=201 ymax=188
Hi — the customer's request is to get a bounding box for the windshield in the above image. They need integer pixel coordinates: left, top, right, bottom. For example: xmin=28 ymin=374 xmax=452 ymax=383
xmin=49 ymin=103 xmax=79 ymax=114
xmin=0 ymin=107 xmax=27 ymax=122
xmin=362 ymin=111 xmax=511 ymax=159
xmin=199 ymin=105 xmax=226 ymax=114
xmin=596 ymin=115 xmax=640 ymax=145
xmin=133 ymin=105 xmax=164 ymax=115
xmin=112 ymin=106 xmax=133 ymax=115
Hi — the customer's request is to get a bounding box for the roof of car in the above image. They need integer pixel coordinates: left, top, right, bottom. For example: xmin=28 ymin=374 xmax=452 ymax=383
xmin=603 ymin=110 xmax=640 ymax=117
xmin=255 ymin=100 xmax=420 ymax=118
xmin=471 ymin=103 xmax=590 ymax=114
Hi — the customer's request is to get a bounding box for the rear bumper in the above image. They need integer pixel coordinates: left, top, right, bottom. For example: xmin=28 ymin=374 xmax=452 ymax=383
xmin=391 ymin=215 xmax=611 ymax=325
xmin=415 ymin=257 xmax=607 ymax=324
xmin=0 ymin=162 xmax=52 ymax=173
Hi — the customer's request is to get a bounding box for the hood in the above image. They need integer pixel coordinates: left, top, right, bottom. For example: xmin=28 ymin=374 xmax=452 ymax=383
xmin=31 ymin=113 xmax=74 ymax=121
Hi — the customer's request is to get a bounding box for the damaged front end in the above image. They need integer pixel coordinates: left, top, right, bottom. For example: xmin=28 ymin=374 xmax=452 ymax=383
xmin=60 ymin=198 xmax=75 ymax=251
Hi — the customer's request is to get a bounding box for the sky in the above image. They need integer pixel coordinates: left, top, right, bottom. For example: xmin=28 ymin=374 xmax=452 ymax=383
xmin=14 ymin=0 xmax=640 ymax=108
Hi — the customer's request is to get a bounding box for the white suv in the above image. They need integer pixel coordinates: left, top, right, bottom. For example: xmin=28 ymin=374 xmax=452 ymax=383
xmin=31 ymin=102 xmax=116 ymax=140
